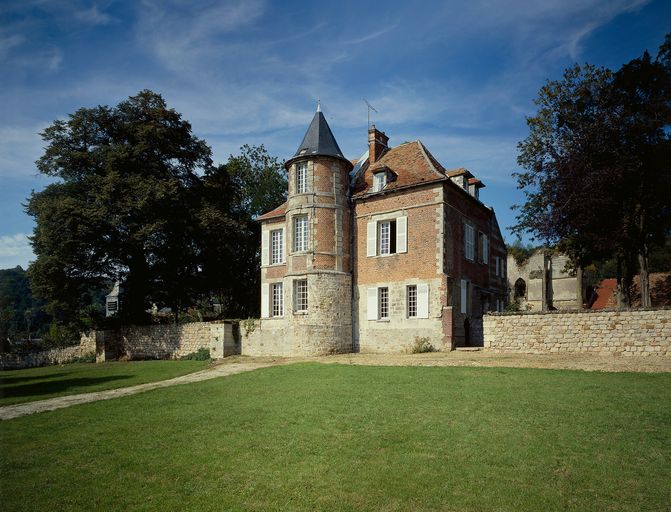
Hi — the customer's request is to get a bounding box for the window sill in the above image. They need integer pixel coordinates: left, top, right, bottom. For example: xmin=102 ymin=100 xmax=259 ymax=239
xmin=293 ymin=310 xmax=308 ymax=315
xmin=376 ymin=318 xmax=390 ymax=322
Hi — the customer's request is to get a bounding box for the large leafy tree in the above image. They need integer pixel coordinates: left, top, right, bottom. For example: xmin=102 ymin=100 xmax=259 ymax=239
xmin=198 ymin=145 xmax=287 ymax=317
xmin=514 ymin=37 xmax=671 ymax=307
xmin=28 ymin=91 xmax=213 ymax=325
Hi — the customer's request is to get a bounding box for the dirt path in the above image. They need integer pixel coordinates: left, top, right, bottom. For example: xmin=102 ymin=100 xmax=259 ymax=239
xmin=2 ymin=351 xmax=668 ymax=421
xmin=0 ymin=362 xmax=276 ymax=421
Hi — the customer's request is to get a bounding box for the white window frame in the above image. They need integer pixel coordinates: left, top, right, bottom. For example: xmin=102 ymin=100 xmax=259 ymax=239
xmin=407 ymin=285 xmax=417 ymax=318
xmin=464 ymin=223 xmax=475 ymax=261
xmin=270 ymin=229 xmax=283 ymax=265
xmin=294 ymin=279 xmax=308 ymax=313
xmin=373 ymin=172 xmax=387 ymax=192
xmin=271 ymin=282 xmax=284 ymax=317
xmin=367 ymin=216 xmax=407 ymax=257
xmin=378 ymin=220 xmax=393 ymax=255
xmin=293 ymin=215 xmax=308 ymax=252
xmin=378 ymin=287 xmax=389 ymax=319
xmin=296 ymin=162 xmax=308 ymax=194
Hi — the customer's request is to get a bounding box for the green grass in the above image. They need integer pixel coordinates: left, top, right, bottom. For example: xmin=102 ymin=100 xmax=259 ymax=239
xmin=1 ymin=364 xmax=670 ymax=511
xmin=0 ymin=360 xmax=211 ymax=406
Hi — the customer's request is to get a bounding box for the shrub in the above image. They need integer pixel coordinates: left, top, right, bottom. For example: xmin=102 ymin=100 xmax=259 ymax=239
xmin=411 ymin=337 xmax=436 ymax=353
xmin=42 ymin=323 xmax=80 ymax=348
xmin=73 ymin=353 xmax=96 ymax=363
xmin=180 ymin=347 xmax=212 ymax=361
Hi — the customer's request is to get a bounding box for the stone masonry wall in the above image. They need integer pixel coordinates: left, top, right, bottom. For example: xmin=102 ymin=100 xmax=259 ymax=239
xmin=94 ymin=321 xmax=239 ymax=362
xmin=0 ymin=344 xmax=94 ymax=370
xmin=484 ymin=308 xmax=671 ymax=356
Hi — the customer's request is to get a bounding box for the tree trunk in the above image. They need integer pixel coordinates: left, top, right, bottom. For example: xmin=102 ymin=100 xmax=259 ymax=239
xmin=615 ymin=257 xmax=630 ymax=310
xmin=639 ymin=249 xmax=651 ymax=308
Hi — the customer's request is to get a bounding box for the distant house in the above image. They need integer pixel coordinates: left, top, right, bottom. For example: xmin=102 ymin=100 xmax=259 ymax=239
xmin=245 ymin=106 xmax=507 ymax=355
xmin=507 ymin=250 xmax=585 ymax=311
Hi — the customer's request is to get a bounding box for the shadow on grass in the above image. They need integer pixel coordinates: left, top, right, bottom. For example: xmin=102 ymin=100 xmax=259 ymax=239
xmin=0 ymin=373 xmax=69 ymax=385
xmin=0 ymin=375 xmax=131 ymax=400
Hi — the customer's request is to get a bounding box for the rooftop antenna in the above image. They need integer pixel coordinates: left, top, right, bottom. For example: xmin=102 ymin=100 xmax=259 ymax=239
xmin=363 ymin=99 xmax=377 ymax=128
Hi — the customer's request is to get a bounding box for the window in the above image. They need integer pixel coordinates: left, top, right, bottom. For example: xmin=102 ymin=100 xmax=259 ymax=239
xmin=296 ymin=162 xmax=308 ymax=194
xmin=270 ymin=229 xmax=283 ymax=264
xmin=495 ymin=256 xmax=501 ymax=276
xmin=464 ymin=223 xmax=475 ymax=261
xmin=378 ymin=287 xmax=389 ymax=319
xmin=460 ymin=279 xmax=469 ymax=314
xmin=373 ymin=172 xmax=387 ymax=192
xmin=293 ymin=215 xmax=308 ymax=252
xmin=479 ymin=234 xmax=489 ymax=264
xmin=378 ymin=220 xmax=397 ymax=255
xmin=294 ymin=279 xmax=308 ymax=312
xmin=367 ymin=216 xmax=407 ymax=256
xmin=407 ymin=285 xmax=417 ymax=318
xmin=271 ymin=282 xmax=284 ymax=317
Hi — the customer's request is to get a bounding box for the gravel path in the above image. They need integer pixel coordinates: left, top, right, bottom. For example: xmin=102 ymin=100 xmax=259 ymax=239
xmin=2 ymin=351 xmax=668 ymax=421
xmin=0 ymin=362 xmax=276 ymax=421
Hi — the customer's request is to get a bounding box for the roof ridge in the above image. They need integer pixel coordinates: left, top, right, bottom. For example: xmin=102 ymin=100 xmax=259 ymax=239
xmin=416 ymin=140 xmax=447 ymax=178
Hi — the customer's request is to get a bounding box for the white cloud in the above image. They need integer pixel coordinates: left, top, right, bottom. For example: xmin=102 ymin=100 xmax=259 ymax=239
xmin=0 ymin=233 xmax=34 ymax=270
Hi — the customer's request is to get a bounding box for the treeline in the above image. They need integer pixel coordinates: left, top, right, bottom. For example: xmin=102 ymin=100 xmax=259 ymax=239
xmin=2 ymin=91 xmax=286 ymax=351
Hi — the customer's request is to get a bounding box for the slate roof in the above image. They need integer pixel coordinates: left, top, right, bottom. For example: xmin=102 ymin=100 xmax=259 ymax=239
xmin=351 ymin=140 xmax=448 ymax=197
xmin=285 ymin=111 xmax=349 ymax=168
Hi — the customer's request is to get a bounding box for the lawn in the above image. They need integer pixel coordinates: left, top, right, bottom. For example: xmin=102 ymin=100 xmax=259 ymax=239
xmin=1 ymin=364 xmax=669 ymax=511
xmin=0 ymin=360 xmax=211 ymax=406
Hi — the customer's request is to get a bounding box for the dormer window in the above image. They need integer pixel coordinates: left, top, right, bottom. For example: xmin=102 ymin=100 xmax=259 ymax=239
xmin=373 ymin=172 xmax=387 ymax=192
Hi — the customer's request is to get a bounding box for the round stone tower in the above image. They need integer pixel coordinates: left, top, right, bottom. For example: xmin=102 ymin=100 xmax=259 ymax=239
xmin=283 ymin=105 xmax=353 ymax=354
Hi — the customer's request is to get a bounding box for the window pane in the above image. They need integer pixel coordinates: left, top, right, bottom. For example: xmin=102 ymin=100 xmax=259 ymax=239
xmin=272 ymin=283 xmax=283 ymax=316
xmin=379 ymin=221 xmax=390 ymax=254
xmin=407 ymin=285 xmax=417 ymax=317
xmin=271 ymin=229 xmax=283 ymax=264
xmin=378 ymin=287 xmax=389 ymax=319
xmin=294 ymin=279 xmax=308 ymax=312
xmin=294 ymin=216 xmax=308 ymax=252
xmin=296 ymin=162 xmax=307 ymax=194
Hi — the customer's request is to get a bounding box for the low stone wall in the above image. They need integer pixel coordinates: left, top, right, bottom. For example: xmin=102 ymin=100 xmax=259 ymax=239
xmin=94 ymin=321 xmax=240 ymax=362
xmin=0 ymin=344 xmax=94 ymax=371
xmin=484 ymin=308 xmax=671 ymax=356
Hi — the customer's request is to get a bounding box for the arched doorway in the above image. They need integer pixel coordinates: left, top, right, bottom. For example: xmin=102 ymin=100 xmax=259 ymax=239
xmin=514 ymin=278 xmax=527 ymax=300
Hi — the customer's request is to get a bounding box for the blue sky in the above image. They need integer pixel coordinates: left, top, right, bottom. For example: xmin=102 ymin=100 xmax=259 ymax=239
xmin=1 ymin=0 xmax=669 ymax=269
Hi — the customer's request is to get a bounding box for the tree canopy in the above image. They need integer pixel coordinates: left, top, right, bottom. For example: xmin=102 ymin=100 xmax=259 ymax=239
xmin=513 ymin=36 xmax=671 ymax=307
xmin=27 ymin=90 xmax=286 ymax=330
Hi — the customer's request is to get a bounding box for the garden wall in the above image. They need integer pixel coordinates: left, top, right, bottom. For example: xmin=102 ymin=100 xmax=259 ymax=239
xmin=484 ymin=308 xmax=671 ymax=356
xmin=94 ymin=321 xmax=240 ymax=362
xmin=0 ymin=335 xmax=96 ymax=370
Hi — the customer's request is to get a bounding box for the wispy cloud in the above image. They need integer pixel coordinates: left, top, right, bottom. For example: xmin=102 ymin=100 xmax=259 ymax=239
xmin=74 ymin=4 xmax=115 ymax=25
xmin=0 ymin=233 xmax=33 ymax=269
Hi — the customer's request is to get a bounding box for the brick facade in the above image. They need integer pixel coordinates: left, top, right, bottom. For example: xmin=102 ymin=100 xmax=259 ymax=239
xmin=250 ymin=111 xmax=507 ymax=356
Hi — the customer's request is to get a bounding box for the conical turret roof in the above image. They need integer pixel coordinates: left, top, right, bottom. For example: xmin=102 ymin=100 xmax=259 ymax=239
xmin=286 ymin=110 xmax=349 ymax=168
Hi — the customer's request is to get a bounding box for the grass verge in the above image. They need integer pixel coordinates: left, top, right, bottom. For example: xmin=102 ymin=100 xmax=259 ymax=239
xmin=1 ymin=363 xmax=670 ymax=511
xmin=0 ymin=360 xmax=211 ymax=406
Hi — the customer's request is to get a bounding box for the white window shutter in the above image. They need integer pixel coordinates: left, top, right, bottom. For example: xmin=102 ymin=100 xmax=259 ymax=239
xmin=366 ymin=287 xmax=378 ymax=320
xmin=417 ymin=283 xmax=429 ymax=318
xmin=261 ymin=230 xmax=269 ymax=266
xmin=396 ymin=216 xmax=407 ymax=253
xmin=281 ymin=227 xmax=286 ymax=263
xmin=460 ymin=279 xmax=468 ymax=314
xmin=367 ymin=221 xmax=377 ymax=257
xmin=261 ymin=283 xmax=269 ymax=318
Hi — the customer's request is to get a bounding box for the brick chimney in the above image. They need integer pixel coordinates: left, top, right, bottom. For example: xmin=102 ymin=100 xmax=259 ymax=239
xmin=368 ymin=125 xmax=389 ymax=163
